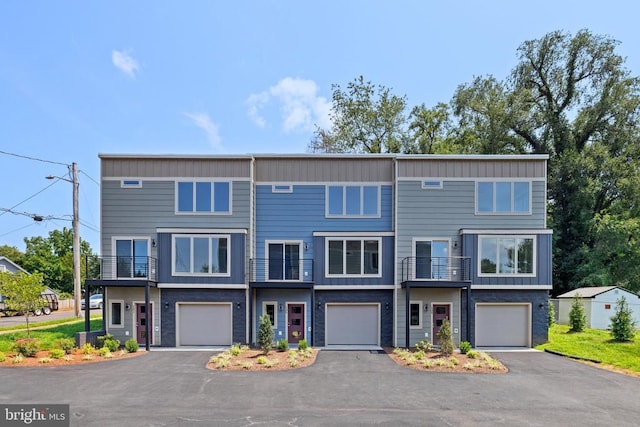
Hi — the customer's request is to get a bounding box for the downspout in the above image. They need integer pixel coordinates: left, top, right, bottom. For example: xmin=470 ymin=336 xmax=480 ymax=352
xmin=405 ymin=283 xmax=410 ymax=348
xmin=145 ymin=281 xmax=150 ymax=351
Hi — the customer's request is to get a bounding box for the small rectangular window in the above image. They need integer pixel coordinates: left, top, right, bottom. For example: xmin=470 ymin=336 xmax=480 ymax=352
xmin=421 ymin=180 xmax=442 ymax=189
xmin=110 ymin=301 xmax=123 ymax=328
xmin=272 ymin=185 xmax=293 ymax=193
xmin=264 ymin=303 xmax=277 ymax=327
xmin=410 ymin=301 xmax=422 ymax=328
xmin=121 ymin=179 xmax=142 ymax=188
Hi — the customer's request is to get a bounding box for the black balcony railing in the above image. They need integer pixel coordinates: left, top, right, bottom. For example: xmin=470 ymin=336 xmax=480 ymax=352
xmin=86 ymin=256 xmax=158 ymax=281
xmin=400 ymin=256 xmax=471 ymax=282
xmin=250 ymin=258 xmax=313 ymax=283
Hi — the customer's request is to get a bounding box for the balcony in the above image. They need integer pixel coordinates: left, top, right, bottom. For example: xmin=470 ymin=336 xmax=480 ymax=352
xmin=249 ymin=258 xmax=314 ymax=284
xmin=86 ymin=256 xmax=158 ymax=282
xmin=400 ymin=256 xmax=471 ymax=284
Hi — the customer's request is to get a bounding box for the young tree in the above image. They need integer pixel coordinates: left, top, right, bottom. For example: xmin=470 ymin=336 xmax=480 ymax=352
xmin=609 ymin=296 xmax=637 ymax=342
xmin=569 ymin=294 xmax=587 ymax=332
xmin=0 ymin=271 xmax=46 ymax=338
xmin=257 ymin=313 xmax=274 ymax=355
xmin=436 ymin=318 xmax=454 ymax=356
xmin=548 ymin=299 xmax=556 ymax=327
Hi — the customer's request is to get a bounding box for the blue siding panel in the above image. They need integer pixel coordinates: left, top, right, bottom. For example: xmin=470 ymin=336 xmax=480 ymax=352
xmin=157 ymin=233 xmax=246 ymax=284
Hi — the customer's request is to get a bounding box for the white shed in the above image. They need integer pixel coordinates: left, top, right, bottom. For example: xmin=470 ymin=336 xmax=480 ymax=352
xmin=557 ymin=286 xmax=640 ymax=330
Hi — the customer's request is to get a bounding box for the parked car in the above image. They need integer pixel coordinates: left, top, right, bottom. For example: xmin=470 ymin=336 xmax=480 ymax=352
xmin=81 ymin=293 xmax=103 ymax=310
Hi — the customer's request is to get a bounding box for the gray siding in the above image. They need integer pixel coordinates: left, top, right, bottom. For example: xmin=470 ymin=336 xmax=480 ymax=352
xmin=313 ymin=236 xmax=395 ymax=286
xmin=101 ymin=156 xmax=252 ymax=178
xmin=157 ymin=233 xmax=246 ymax=284
xmin=313 ymin=289 xmax=393 ymax=347
xmin=397 ymin=158 xmax=546 ymax=178
xmin=160 ymin=289 xmax=246 ymax=346
xmin=104 ymin=287 xmax=161 ymax=346
xmin=255 ymin=157 xmax=393 ymax=182
xmin=462 ymin=233 xmax=552 ymax=286
xmin=100 ymin=180 xmax=250 ymax=255
xmin=396 ymin=180 xmax=546 ymax=283
xmin=468 ymin=289 xmax=549 ymax=346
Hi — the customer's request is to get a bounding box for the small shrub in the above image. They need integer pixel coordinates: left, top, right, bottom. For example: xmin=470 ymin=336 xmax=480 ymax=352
xmin=406 ymin=356 xmax=416 ymax=365
xmin=240 ymin=362 xmax=253 ymax=370
xmin=423 ymin=359 xmax=434 ymax=369
xmin=258 ymin=313 xmax=274 ymax=354
xmin=12 ymin=354 xmax=24 ymax=364
xmin=98 ymin=347 xmax=112 ymax=357
xmin=230 ymin=343 xmax=242 ymax=356
xmin=102 ymin=338 xmax=120 ymax=352
xmin=610 ymin=296 xmax=637 ymax=342
xmin=415 ymin=339 xmax=433 ymax=352
xmin=264 ymin=359 xmax=277 ymax=368
xmin=256 ymin=355 xmax=268 ymax=365
xmin=39 ymin=357 xmax=52 ymax=364
xmin=277 ymin=339 xmax=289 ymax=352
xmin=449 ymin=356 xmax=459 ymax=366
xmin=82 ymin=354 xmax=94 ymax=360
xmin=463 ymin=362 xmax=475 ymax=370
xmin=49 ymin=349 xmax=65 ymax=359
xmin=435 ymin=358 xmax=447 ymax=367
xmin=466 ymin=350 xmax=478 ymax=359
xmin=548 ymin=299 xmax=556 ymax=327
xmin=125 ymin=338 xmax=139 ymax=353
xmin=15 ymin=339 xmax=39 ymax=357
xmin=436 ymin=319 xmax=454 ymax=356
xmin=569 ymin=294 xmax=587 ymax=332
xmin=215 ymin=358 xmax=229 ymax=369
xmin=459 ymin=341 xmax=472 ymax=354
xmin=81 ymin=343 xmax=95 ymax=355
xmin=0 ymin=351 xmax=5 ymax=362
xmin=63 ymin=354 xmax=73 ymax=362
xmin=55 ymin=338 xmax=76 ymax=354
xmin=414 ymin=350 xmax=425 ymax=361
xmin=289 ymin=358 xmax=298 ymax=367
xmin=297 ymin=339 xmax=308 ymax=351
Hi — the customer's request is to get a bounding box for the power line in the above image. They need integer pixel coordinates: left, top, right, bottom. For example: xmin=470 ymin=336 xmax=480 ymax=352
xmin=0 ymin=179 xmax=62 ymax=218
xmin=0 ymin=149 xmax=69 ymax=166
xmin=0 ymin=222 xmax=38 ymax=238
xmin=79 ymin=170 xmax=99 ymax=186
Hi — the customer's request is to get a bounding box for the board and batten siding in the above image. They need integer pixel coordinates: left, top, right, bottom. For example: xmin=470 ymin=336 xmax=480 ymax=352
xmin=395 ymin=180 xmax=546 ymax=284
xmin=254 ymin=157 xmax=394 ymax=182
xmin=254 ymin=184 xmax=393 ymax=261
xmin=100 ymin=180 xmax=250 ymax=256
xmin=101 ymin=156 xmax=252 ymax=178
xmin=397 ymin=157 xmax=546 ymax=179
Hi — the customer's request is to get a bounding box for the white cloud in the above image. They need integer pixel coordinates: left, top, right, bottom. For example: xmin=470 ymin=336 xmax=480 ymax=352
xmin=246 ymin=77 xmax=331 ymax=132
xmin=112 ymin=50 xmax=140 ymax=79
xmin=184 ymin=112 xmax=222 ymax=149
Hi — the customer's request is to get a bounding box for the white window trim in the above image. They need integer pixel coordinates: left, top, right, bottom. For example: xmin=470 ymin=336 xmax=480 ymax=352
xmin=262 ymin=301 xmax=278 ymax=329
xmin=120 ymin=179 xmax=142 ymax=188
xmin=325 ymin=185 xmax=382 ymax=218
xmin=421 ymin=180 xmax=443 ymax=189
xmin=108 ymin=299 xmax=125 ymax=329
xmin=174 ymin=179 xmax=233 ymax=215
xmin=411 ymin=237 xmax=452 ymax=281
xmin=171 ymin=234 xmax=231 ymax=277
xmin=325 ymin=237 xmax=383 ymax=278
xmin=265 ymin=240 xmax=304 ymax=282
xmin=409 ymin=300 xmax=423 ymax=329
xmin=111 ymin=236 xmax=152 ymax=280
xmin=272 ymin=184 xmax=293 ymax=193
xmin=475 ymin=180 xmax=532 ymax=215
xmin=477 ymin=234 xmax=537 ymax=278
xmin=0 ymin=265 xmax=6 ymax=272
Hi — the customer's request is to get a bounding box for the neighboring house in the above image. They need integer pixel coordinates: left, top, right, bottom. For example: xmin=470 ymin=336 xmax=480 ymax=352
xmin=87 ymin=153 xmax=551 ymax=349
xmin=0 ymin=256 xmax=59 ymax=303
xmin=557 ymin=286 xmax=640 ymax=329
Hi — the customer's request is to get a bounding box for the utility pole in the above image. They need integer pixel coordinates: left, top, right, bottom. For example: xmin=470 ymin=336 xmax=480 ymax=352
xmin=72 ymin=162 xmax=81 ymax=318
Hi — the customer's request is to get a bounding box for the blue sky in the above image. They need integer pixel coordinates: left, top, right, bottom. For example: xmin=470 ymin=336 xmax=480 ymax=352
xmin=1 ymin=1 xmax=639 ymax=254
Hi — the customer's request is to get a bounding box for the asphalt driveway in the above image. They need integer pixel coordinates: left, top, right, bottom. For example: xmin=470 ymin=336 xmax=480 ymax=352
xmin=0 ymin=349 xmax=638 ymax=426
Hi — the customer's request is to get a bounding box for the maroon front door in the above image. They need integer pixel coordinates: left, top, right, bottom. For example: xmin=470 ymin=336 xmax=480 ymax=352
xmin=287 ymin=304 xmax=305 ymax=343
xmin=136 ymin=303 xmax=152 ymax=345
xmin=432 ymin=304 xmax=450 ymax=345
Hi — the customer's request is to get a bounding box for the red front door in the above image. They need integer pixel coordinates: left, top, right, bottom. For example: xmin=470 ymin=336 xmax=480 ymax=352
xmin=287 ymin=304 xmax=305 ymax=343
xmin=432 ymin=304 xmax=450 ymax=345
xmin=136 ymin=303 xmax=152 ymax=345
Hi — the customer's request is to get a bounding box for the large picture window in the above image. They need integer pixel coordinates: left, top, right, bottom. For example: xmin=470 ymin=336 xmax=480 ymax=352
xmin=476 ymin=181 xmax=530 ymax=214
xmin=479 ymin=236 xmax=535 ymax=276
xmin=173 ymin=235 xmax=229 ymax=276
xmin=176 ymin=181 xmax=231 ymax=214
xmin=326 ymin=185 xmax=379 ymax=217
xmin=326 ymin=238 xmax=381 ymax=277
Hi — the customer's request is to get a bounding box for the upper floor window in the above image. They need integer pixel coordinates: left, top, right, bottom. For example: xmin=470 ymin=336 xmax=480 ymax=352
xmin=121 ymin=179 xmax=142 ymax=188
xmin=272 ymin=184 xmax=293 ymax=193
xmin=326 ymin=185 xmax=379 ymax=217
xmin=176 ymin=181 xmax=231 ymax=214
xmin=172 ymin=235 xmax=229 ymax=276
xmin=326 ymin=238 xmax=381 ymax=277
xmin=476 ymin=181 xmax=530 ymax=214
xmin=479 ymin=235 xmax=535 ymax=276
xmin=421 ymin=180 xmax=443 ymax=189
xmin=115 ymin=238 xmax=149 ymax=278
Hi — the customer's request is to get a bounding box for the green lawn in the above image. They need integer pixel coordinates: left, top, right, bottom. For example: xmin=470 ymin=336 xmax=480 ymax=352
xmin=536 ymin=324 xmax=640 ymax=372
xmin=0 ymin=313 xmax=102 ymax=332
xmin=0 ymin=319 xmax=104 ymax=353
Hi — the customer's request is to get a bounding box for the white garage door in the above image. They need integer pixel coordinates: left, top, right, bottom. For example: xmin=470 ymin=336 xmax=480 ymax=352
xmin=326 ymin=304 xmax=379 ymax=346
xmin=177 ymin=303 xmax=232 ymax=346
xmin=476 ymin=304 xmax=530 ymax=347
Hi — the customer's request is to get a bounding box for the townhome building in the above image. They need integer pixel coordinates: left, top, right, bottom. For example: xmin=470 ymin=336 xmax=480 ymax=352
xmin=87 ymin=153 xmax=551 ymax=349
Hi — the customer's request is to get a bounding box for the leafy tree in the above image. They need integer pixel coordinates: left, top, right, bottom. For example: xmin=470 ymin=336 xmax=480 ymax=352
xmin=436 ymin=318 xmax=454 ymax=356
xmin=21 ymin=228 xmax=95 ymax=294
xmin=405 ymin=102 xmax=459 ymax=154
xmin=0 ymin=245 xmax=25 ymax=266
xmin=257 ymin=313 xmax=274 ymax=354
xmin=309 ymin=75 xmax=408 ymax=153
xmin=568 ymin=294 xmax=587 ymax=332
xmin=609 ymin=296 xmax=637 ymax=342
xmin=0 ymin=271 xmax=46 ymax=338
